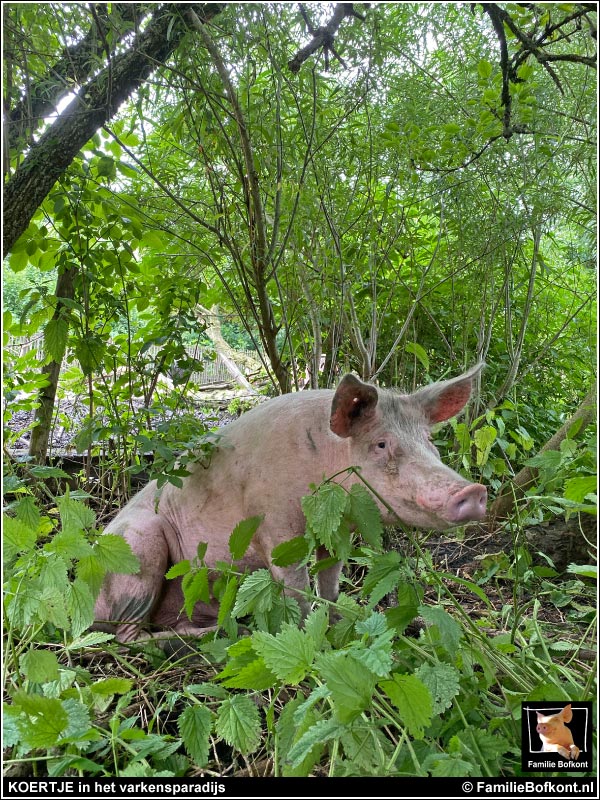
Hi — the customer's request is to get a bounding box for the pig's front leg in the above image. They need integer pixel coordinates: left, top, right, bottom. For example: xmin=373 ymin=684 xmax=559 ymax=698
xmin=316 ymin=545 xmax=343 ymax=621
xmin=315 ymin=545 xmax=343 ymax=602
xmin=93 ymin=513 xmax=170 ymax=643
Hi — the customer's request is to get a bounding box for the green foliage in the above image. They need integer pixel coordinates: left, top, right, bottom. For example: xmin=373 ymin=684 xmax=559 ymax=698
xmin=2 ymin=0 xmax=596 ymax=780
xmin=3 ymin=474 xmax=596 ymax=777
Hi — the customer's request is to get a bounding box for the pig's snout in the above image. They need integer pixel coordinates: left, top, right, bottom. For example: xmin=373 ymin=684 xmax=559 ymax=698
xmin=445 ymin=484 xmax=487 ymax=523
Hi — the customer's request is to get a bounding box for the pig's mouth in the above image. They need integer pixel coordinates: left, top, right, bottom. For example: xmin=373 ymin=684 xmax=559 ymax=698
xmin=415 ymin=483 xmax=488 ymax=525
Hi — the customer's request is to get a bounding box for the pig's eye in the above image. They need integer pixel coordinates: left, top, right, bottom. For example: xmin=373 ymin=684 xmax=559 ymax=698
xmin=377 ymin=441 xmax=387 ymax=449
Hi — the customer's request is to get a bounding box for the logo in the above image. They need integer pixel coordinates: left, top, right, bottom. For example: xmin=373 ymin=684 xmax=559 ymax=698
xmin=521 ymin=701 xmax=593 ymax=772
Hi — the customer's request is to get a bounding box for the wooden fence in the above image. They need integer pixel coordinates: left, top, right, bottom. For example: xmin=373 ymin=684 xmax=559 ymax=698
xmin=6 ymin=336 xmax=258 ymax=388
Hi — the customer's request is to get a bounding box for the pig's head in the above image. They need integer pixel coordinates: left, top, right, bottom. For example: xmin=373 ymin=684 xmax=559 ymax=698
xmin=329 ymin=363 xmax=487 ymax=529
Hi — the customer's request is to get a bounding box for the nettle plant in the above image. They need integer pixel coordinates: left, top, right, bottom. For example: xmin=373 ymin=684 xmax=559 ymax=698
xmin=3 ymin=473 xmax=594 ymax=777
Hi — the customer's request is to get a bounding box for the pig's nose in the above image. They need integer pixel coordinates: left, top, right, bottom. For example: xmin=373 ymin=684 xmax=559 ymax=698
xmin=447 ymin=484 xmax=487 ymax=522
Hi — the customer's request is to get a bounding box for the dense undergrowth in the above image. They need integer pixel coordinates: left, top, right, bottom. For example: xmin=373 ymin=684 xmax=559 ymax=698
xmin=3 ymin=459 xmax=596 ymax=778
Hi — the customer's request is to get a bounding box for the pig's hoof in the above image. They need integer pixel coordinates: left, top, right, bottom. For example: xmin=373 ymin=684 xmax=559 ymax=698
xmin=570 ymin=745 xmax=580 ymax=760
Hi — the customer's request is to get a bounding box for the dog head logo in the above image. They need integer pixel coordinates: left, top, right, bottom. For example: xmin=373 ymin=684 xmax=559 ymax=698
xmin=536 ymin=704 xmax=580 ymax=760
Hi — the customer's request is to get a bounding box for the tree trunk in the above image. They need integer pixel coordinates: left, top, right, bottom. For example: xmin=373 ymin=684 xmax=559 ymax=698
xmin=189 ymin=12 xmax=291 ymax=394
xmin=489 ymin=385 xmax=597 ymax=521
xmin=28 ymin=267 xmax=76 ymax=463
xmin=3 ymin=2 xmax=225 ymax=254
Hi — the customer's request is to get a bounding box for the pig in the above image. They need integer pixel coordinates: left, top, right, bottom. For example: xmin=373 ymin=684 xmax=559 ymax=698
xmin=536 ymin=705 xmax=580 ymax=760
xmin=93 ymin=363 xmax=487 ymax=642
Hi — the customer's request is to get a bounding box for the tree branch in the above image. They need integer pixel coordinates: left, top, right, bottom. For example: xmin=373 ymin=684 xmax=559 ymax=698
xmin=6 ymin=3 xmax=146 ymax=155
xmin=288 ymin=3 xmax=365 ymax=73
xmin=481 ymin=3 xmax=515 ymax=138
xmin=3 ymin=3 xmax=226 ymax=255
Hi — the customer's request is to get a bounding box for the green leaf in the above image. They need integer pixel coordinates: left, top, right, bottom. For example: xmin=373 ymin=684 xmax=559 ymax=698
xmin=29 ymin=466 xmax=71 ymax=479
xmin=76 ymin=553 xmax=108 ymax=596
xmin=385 ymin=581 xmax=423 ymax=632
xmin=19 ymin=650 xmax=60 ymax=683
xmin=74 ymin=336 xmax=106 ymax=376
xmin=302 ymin=482 xmax=348 ymax=549
xmin=303 ymin=605 xmax=330 ymax=650
xmin=57 ymin=496 xmax=96 ymax=534
xmin=232 ymin=569 xmax=275 ymax=617
xmin=3 ymin=515 xmax=37 ymax=561
xmin=362 ymin=551 xmax=401 ymax=606
xmin=423 ymin=752 xmax=475 ymax=777
xmin=217 ymin=575 xmax=239 ymax=628
xmin=563 ymin=476 xmax=596 ymax=503
xmin=419 ymin=604 xmax=462 ymax=657
xmin=405 ymin=341 xmax=430 ymax=372
xmin=253 ymin=623 xmax=315 ymax=684
xmin=67 ymin=631 xmax=115 ymax=650
xmin=355 ymin=611 xmax=388 ymax=638
xmin=3 ymin=705 xmax=22 ymax=747
xmin=229 ymin=515 xmax=264 ymax=560
xmin=61 ymin=697 xmax=94 ymax=742
xmin=178 ymin=705 xmax=212 ymax=767
xmin=348 ymin=483 xmax=383 ymax=548
xmin=215 ymin=638 xmax=276 ymax=690
xmin=567 ymin=563 xmax=597 ymax=579
xmin=14 ymin=496 xmax=41 ymax=533
xmin=44 ymin=528 xmax=94 ymax=560
xmin=351 ymin=615 xmax=395 ymax=677
xmin=477 ymin=59 xmax=493 ymax=79
xmin=276 ymin=696 xmax=323 ymax=777
xmin=12 ymin=692 xmax=69 ymax=748
xmin=185 ymin=683 xmax=229 ymax=699
xmin=525 ymin=449 xmax=562 ymax=470
xmin=316 ymin=652 xmax=376 ymax=723
xmin=287 ymin=717 xmax=345 ymax=769
xmin=165 ymin=560 xmax=191 ymax=579
xmin=455 ymin=729 xmax=510 ymax=770
xmin=48 ymin=755 xmax=103 ymax=775
xmin=442 ymin=123 xmax=461 ymax=136
xmin=378 ymin=673 xmax=433 ymax=739
xmin=416 ymin=663 xmax=461 ymax=714
xmin=96 ymin=156 xmax=115 ymax=177
xmin=271 ymin=535 xmax=310 ymax=567
xmin=215 ymin=695 xmax=261 ymax=755
xmin=91 ymin=678 xmax=134 ymax=696
xmin=69 ymin=577 xmax=96 ymax=637
xmin=43 ymin=316 xmax=69 ymax=363
xmin=340 ymin=720 xmax=390 ymax=774
xmin=292 ymin=684 xmax=331 ymax=725
xmin=474 ymin=425 xmax=497 ymax=467
xmin=436 ymin=573 xmax=493 ymax=609
xmin=94 ymin=534 xmax=140 ymax=574
xmin=219 ymin=658 xmax=277 ymax=690
xmin=182 ymin=567 xmax=210 ymax=619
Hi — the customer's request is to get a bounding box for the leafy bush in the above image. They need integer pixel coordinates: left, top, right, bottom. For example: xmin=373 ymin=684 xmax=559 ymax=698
xmin=3 ymin=473 xmax=595 ymax=777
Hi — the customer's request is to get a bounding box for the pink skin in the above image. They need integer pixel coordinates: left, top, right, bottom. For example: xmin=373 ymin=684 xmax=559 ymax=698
xmin=536 ymin=706 xmax=580 ymax=759
xmin=94 ymin=363 xmax=487 ymax=642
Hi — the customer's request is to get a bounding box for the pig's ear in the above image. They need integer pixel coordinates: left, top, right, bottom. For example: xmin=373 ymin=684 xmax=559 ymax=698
xmin=562 ymin=704 xmax=573 ymax=722
xmin=330 ymin=374 xmax=378 ymax=438
xmin=536 ymin=712 xmax=544 ymax=721
xmin=412 ymin=363 xmax=484 ymax=424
